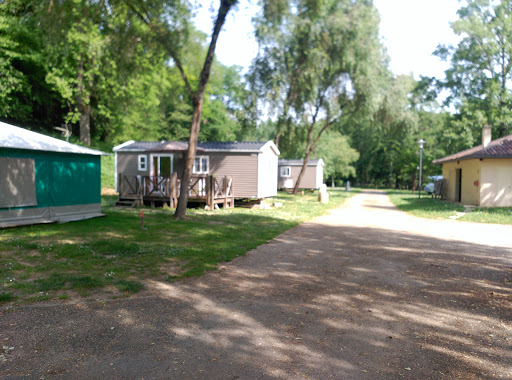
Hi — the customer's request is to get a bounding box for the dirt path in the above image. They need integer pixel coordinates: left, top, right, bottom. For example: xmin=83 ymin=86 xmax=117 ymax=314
xmin=2 ymin=190 xmax=511 ymax=379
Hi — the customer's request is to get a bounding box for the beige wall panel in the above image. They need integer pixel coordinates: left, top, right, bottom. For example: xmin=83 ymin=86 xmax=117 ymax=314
xmin=0 ymin=158 xmax=37 ymax=208
xmin=441 ymin=160 xmax=481 ymax=205
xmin=441 ymin=162 xmax=456 ymax=201
xmin=117 ymin=152 xmax=150 ymax=189
xmin=208 ymin=153 xmax=258 ymax=198
xmin=293 ymin=166 xmax=317 ymax=189
xmin=480 ymin=159 xmax=512 ymax=207
xmin=278 ymin=165 xmax=319 ymax=189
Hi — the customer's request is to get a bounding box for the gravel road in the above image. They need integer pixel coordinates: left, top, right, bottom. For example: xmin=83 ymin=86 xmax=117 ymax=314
xmin=1 ymin=190 xmax=511 ymax=379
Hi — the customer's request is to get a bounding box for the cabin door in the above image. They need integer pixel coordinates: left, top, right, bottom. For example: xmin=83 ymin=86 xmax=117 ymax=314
xmin=455 ymin=168 xmax=462 ymax=202
xmin=150 ymin=154 xmax=173 ymax=177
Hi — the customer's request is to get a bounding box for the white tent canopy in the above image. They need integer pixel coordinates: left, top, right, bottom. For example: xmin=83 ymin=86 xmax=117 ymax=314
xmin=0 ymin=122 xmax=106 ymax=156
xmin=1 ymin=122 xmax=106 ymax=228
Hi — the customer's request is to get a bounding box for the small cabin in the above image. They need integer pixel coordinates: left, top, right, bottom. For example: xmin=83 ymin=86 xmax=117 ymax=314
xmin=0 ymin=122 xmax=107 ymax=228
xmin=433 ymin=126 xmax=512 ymax=207
xmin=113 ymin=140 xmax=280 ymax=206
xmin=278 ymin=159 xmax=324 ymax=190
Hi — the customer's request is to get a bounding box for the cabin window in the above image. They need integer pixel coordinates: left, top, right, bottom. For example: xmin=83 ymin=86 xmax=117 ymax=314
xmin=138 ymin=155 xmax=147 ymax=171
xmin=193 ymin=156 xmax=209 ymax=174
xmin=0 ymin=158 xmax=37 ymax=208
xmin=280 ymin=166 xmax=291 ymax=177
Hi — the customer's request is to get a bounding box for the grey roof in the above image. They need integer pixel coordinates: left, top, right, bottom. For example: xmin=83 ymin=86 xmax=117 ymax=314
xmin=146 ymin=141 xmax=205 ymax=152
xmin=279 ymin=159 xmax=324 ymax=166
xmin=114 ymin=140 xmax=278 ymax=154
xmin=433 ymin=134 xmax=512 ymax=165
xmin=198 ymin=141 xmax=269 ymax=151
xmin=0 ymin=122 xmax=107 ymax=156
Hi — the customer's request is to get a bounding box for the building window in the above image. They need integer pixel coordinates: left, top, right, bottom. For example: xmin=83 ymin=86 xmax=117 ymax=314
xmin=138 ymin=155 xmax=147 ymax=171
xmin=280 ymin=166 xmax=291 ymax=177
xmin=193 ymin=156 xmax=209 ymax=174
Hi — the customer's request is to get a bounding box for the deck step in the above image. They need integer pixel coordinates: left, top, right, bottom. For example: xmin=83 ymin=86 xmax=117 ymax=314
xmin=114 ymin=199 xmax=138 ymax=208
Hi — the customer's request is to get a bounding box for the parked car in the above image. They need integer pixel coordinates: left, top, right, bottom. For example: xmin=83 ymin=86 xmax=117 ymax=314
xmin=424 ymin=182 xmax=435 ymax=194
xmin=424 ymin=175 xmax=443 ymax=194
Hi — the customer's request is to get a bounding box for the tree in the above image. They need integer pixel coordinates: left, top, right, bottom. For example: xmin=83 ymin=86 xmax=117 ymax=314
xmin=250 ymin=0 xmax=386 ymax=193
xmin=125 ymin=0 xmax=238 ymax=219
xmin=0 ymin=0 xmax=64 ymax=128
xmin=43 ymin=7 xmax=106 ymax=147
xmin=1 ymin=0 xmax=170 ymax=145
xmin=435 ymin=0 xmax=512 ymax=141
xmin=340 ymin=73 xmax=422 ymax=188
xmin=315 ymin=130 xmax=359 ymax=186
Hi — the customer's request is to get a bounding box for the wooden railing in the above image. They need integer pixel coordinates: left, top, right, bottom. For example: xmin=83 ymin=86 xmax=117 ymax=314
xmin=206 ymin=175 xmax=234 ymax=210
xmin=118 ymin=173 xmax=234 ymax=209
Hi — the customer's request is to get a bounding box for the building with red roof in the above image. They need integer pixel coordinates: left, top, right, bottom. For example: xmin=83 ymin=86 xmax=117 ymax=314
xmin=433 ymin=126 xmax=512 ymax=207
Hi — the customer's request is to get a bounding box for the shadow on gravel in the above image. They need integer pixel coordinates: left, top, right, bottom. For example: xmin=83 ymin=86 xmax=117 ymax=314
xmin=365 ymin=204 xmax=399 ymax=211
xmin=1 ymin=224 xmax=511 ymax=379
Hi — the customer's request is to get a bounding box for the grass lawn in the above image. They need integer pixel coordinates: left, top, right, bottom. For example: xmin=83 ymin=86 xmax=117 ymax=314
xmin=101 ymin=154 xmax=115 ymax=189
xmin=387 ymin=189 xmax=512 ymax=224
xmin=0 ymin=189 xmax=355 ymax=305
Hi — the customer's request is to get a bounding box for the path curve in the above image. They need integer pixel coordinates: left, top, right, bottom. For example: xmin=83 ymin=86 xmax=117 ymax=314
xmin=1 ymin=190 xmax=511 ymax=379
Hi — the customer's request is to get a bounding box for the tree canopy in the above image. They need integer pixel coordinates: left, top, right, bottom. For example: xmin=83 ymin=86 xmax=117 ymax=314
xmin=1 ymin=0 xmax=509 ymax=191
xmin=435 ymin=0 xmax=512 ymax=146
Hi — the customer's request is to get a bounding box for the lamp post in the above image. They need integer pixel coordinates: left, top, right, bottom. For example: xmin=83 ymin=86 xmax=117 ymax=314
xmin=417 ymin=139 xmax=425 ymax=199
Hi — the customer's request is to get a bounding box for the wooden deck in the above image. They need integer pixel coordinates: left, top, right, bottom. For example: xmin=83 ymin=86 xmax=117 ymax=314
xmin=117 ymin=173 xmax=234 ymax=209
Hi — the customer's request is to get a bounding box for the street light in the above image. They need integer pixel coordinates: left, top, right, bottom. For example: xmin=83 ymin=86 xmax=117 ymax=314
xmin=417 ymin=139 xmax=425 ymax=199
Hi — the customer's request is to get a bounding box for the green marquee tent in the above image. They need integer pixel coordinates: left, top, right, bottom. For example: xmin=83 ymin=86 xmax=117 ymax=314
xmin=0 ymin=122 xmax=107 ymax=227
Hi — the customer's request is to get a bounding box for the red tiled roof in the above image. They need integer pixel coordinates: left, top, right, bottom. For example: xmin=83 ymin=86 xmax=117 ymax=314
xmin=433 ymin=134 xmax=512 ymax=165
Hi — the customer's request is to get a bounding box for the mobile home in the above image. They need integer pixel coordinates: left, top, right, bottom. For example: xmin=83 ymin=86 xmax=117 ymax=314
xmin=278 ymin=159 xmax=324 ymax=190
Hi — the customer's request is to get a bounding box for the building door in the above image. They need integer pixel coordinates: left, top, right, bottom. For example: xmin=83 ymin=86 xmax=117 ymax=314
xmin=455 ymin=168 xmax=462 ymax=202
xmin=150 ymin=154 xmax=173 ymax=177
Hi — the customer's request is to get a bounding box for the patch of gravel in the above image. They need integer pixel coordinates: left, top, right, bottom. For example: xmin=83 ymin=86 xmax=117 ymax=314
xmin=1 ymin=190 xmax=511 ymax=379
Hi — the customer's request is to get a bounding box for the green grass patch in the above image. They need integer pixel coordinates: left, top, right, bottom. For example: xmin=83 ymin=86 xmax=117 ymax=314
xmin=115 ymin=280 xmax=144 ymax=293
xmin=101 ymin=154 xmax=115 ymax=189
xmin=387 ymin=189 xmax=512 ymax=224
xmin=459 ymin=206 xmax=512 ymax=224
xmin=0 ymin=188 xmax=355 ymax=304
xmin=0 ymin=292 xmax=16 ymax=303
xmin=386 ymin=189 xmax=465 ymax=219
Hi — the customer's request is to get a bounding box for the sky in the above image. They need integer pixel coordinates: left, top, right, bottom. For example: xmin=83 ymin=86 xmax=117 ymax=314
xmin=193 ymin=0 xmax=464 ymax=80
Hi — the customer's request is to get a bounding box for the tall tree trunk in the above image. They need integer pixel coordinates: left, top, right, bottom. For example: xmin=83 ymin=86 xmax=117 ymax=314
xmin=174 ymin=0 xmax=235 ymax=219
xmin=77 ymin=58 xmax=92 ymax=146
xmin=79 ymin=105 xmax=91 ymax=147
xmin=174 ymin=97 xmax=203 ymax=218
xmin=293 ymin=148 xmax=312 ymax=195
xmin=293 ymin=115 xmax=333 ymax=194
xmin=274 ymin=130 xmax=282 ymax=148
xmin=292 ymin=92 xmax=330 ymax=195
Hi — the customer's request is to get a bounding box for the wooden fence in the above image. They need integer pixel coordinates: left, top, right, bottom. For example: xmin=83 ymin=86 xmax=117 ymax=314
xmin=118 ymin=173 xmax=234 ymax=209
